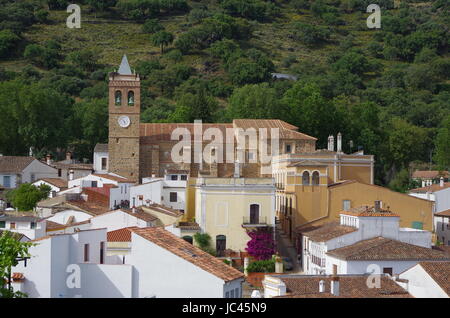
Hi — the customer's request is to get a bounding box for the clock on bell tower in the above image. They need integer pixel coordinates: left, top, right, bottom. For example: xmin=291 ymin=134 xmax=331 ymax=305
xmin=108 ymin=55 xmax=141 ymax=182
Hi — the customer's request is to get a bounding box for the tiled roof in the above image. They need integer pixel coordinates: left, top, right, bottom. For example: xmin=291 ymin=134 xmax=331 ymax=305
xmin=11 ymin=273 xmax=25 ymax=281
xmin=91 ymin=173 xmax=135 ymax=183
xmin=0 ymin=156 xmax=34 ymax=173
xmin=435 ymin=209 xmax=450 ymax=217
xmin=145 ymin=204 xmax=184 ymax=217
xmin=409 ymin=183 xmax=450 ymax=194
xmin=299 ymin=221 xmax=357 ymax=242
xmin=419 ymin=261 xmax=450 ymax=295
xmin=0 ymin=230 xmax=29 ymax=241
xmin=107 ymin=227 xmax=138 ymax=242
xmin=65 ymin=200 xmax=110 ymax=216
xmin=94 ymin=143 xmax=108 ymax=153
xmin=45 ymin=219 xmax=90 ymax=231
xmin=327 ymin=237 xmax=450 ymax=261
xmin=94 ymin=208 xmax=159 ymax=223
xmin=412 ymin=170 xmax=448 ymax=179
xmin=340 ymin=205 xmax=399 ymax=217
xmin=37 ymin=178 xmax=68 ymax=189
xmin=176 ymin=222 xmax=201 ymax=231
xmin=275 ymin=275 xmax=411 ymax=298
xmin=45 ymin=220 xmax=65 ymax=230
xmin=140 ymin=123 xmax=233 ymax=142
xmin=131 ymin=227 xmax=244 ymax=282
xmin=0 ymin=214 xmax=41 ymax=222
xmin=233 ymin=119 xmax=317 ymax=140
xmin=52 ymin=162 xmax=93 ymax=170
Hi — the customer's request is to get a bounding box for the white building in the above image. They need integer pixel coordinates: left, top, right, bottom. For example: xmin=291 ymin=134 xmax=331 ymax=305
xmin=300 ymin=205 xmax=446 ymax=276
xmin=93 ymin=144 xmax=109 ymax=174
xmin=0 ymin=213 xmax=46 ymax=240
xmin=13 ymin=227 xmax=244 ymax=298
xmin=32 ymin=178 xmax=68 ymax=198
xmin=396 ymin=261 xmax=450 ymax=298
xmin=435 ymin=210 xmax=450 ymax=246
xmin=262 ymin=274 xmax=412 ymax=298
xmin=130 ymin=170 xmax=187 ymax=211
xmin=0 ymin=156 xmax=58 ymax=189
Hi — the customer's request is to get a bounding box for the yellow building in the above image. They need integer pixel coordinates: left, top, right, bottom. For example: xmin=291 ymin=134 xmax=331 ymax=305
xmin=273 ymin=135 xmax=434 ymax=253
xmin=192 ymin=177 xmax=276 ymax=254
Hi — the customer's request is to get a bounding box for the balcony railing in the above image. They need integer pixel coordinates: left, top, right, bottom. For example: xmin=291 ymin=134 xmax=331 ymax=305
xmin=242 ymin=216 xmax=268 ymax=227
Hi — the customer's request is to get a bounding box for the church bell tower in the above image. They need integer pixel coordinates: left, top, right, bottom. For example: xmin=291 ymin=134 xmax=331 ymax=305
xmin=108 ymin=55 xmax=141 ymax=182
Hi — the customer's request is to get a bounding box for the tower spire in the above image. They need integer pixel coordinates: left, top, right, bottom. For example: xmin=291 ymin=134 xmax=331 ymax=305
xmin=118 ymin=55 xmax=132 ymax=75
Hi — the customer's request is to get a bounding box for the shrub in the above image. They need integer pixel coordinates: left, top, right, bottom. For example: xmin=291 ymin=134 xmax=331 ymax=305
xmin=245 ymin=228 xmax=275 ymax=260
xmin=247 ymin=259 xmax=275 ymax=273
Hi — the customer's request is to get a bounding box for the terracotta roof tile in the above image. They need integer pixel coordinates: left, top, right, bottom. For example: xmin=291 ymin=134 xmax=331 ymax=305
xmin=144 ymin=204 xmax=184 ymax=217
xmin=0 ymin=156 xmax=34 ymax=173
xmin=37 ymin=178 xmax=68 ymax=189
xmin=140 ymin=123 xmax=232 ymax=142
xmin=65 ymin=200 xmax=110 ymax=216
xmin=412 ymin=171 xmax=448 ymax=179
xmin=435 ymin=209 xmax=450 ymax=217
xmin=274 ymin=275 xmax=411 ymax=298
xmin=300 ymin=221 xmax=357 ymax=242
xmin=11 ymin=273 xmax=25 ymax=281
xmin=419 ymin=262 xmax=450 ymax=295
xmin=107 ymin=227 xmax=138 ymax=242
xmin=327 ymin=237 xmax=450 ymax=261
xmin=409 ymin=183 xmax=450 ymax=193
xmin=131 ymin=227 xmax=244 ymax=282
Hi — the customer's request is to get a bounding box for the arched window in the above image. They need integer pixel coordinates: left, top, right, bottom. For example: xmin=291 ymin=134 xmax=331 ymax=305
xmin=216 ymin=235 xmax=226 ymax=257
xmin=182 ymin=236 xmax=193 ymax=244
xmin=312 ymin=171 xmax=320 ymax=185
xmin=115 ymin=91 xmax=122 ymax=106
xmin=302 ymin=171 xmax=310 ymax=186
xmin=250 ymin=204 xmax=260 ymax=224
xmin=128 ymin=91 xmax=135 ymax=106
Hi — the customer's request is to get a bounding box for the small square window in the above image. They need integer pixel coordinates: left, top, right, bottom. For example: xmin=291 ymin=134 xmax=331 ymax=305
xmin=180 ymin=175 xmax=187 ymax=181
xmin=286 ymin=144 xmax=291 ymax=153
xmin=0 ymin=221 xmax=5 ymax=228
xmin=171 ymin=175 xmax=178 ymax=181
xmin=170 ymin=192 xmax=177 ymax=202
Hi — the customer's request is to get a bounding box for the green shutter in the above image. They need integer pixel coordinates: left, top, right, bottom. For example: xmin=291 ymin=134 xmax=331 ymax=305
xmin=412 ymin=221 xmax=423 ymax=230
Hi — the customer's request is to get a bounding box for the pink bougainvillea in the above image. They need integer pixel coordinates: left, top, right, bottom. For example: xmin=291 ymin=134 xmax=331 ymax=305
xmin=245 ymin=228 xmax=275 ymax=260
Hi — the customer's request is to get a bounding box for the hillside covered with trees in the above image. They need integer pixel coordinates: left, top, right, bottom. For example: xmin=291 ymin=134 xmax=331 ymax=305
xmin=0 ymin=0 xmax=448 ymax=190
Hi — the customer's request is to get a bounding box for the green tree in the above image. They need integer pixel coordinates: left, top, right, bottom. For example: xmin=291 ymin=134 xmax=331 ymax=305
xmin=67 ymin=49 xmax=100 ymax=73
xmin=434 ymin=115 xmax=450 ymax=170
xmin=0 ymin=81 xmax=74 ymax=156
xmin=0 ymin=231 xmax=33 ymax=298
xmin=227 ymin=83 xmax=289 ymax=121
xmin=6 ymin=184 xmax=51 ymax=211
xmin=142 ymin=19 xmax=163 ymax=34
xmin=0 ymin=29 xmax=20 ymax=58
xmin=151 ymin=31 xmax=174 ymax=54
xmin=170 ymin=90 xmax=218 ymax=123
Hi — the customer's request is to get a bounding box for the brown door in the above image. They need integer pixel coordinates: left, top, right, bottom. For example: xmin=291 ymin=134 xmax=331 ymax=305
xmin=216 ymin=235 xmax=226 ymax=257
xmin=250 ymin=204 xmax=259 ymax=224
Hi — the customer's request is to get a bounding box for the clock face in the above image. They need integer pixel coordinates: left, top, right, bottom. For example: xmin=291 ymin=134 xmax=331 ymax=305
xmin=118 ymin=115 xmax=131 ymax=128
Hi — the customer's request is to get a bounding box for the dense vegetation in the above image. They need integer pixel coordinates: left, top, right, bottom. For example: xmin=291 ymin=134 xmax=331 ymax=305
xmin=0 ymin=0 xmax=448 ymax=190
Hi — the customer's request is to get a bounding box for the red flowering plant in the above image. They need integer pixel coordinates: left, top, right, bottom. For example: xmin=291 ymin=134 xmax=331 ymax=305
xmin=245 ymin=228 xmax=275 ymax=260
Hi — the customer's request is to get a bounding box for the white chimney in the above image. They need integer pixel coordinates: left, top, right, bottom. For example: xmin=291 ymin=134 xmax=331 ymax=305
xmin=337 ymin=133 xmax=342 ymax=153
xmin=331 ymin=276 xmax=340 ymax=296
xmin=440 ymin=177 xmax=444 ymax=187
xmin=132 ymin=206 xmax=136 ymax=213
xmin=327 ymin=136 xmax=332 ymax=151
xmin=319 ymin=280 xmax=325 ymax=293
xmin=46 ymin=154 xmax=52 ymax=165
xmin=66 ymin=152 xmax=72 ymax=161
xmin=234 ymin=160 xmax=240 ymax=178
xmin=328 ymin=136 xmax=335 ymax=152
xmin=69 ymin=170 xmax=74 ymax=181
